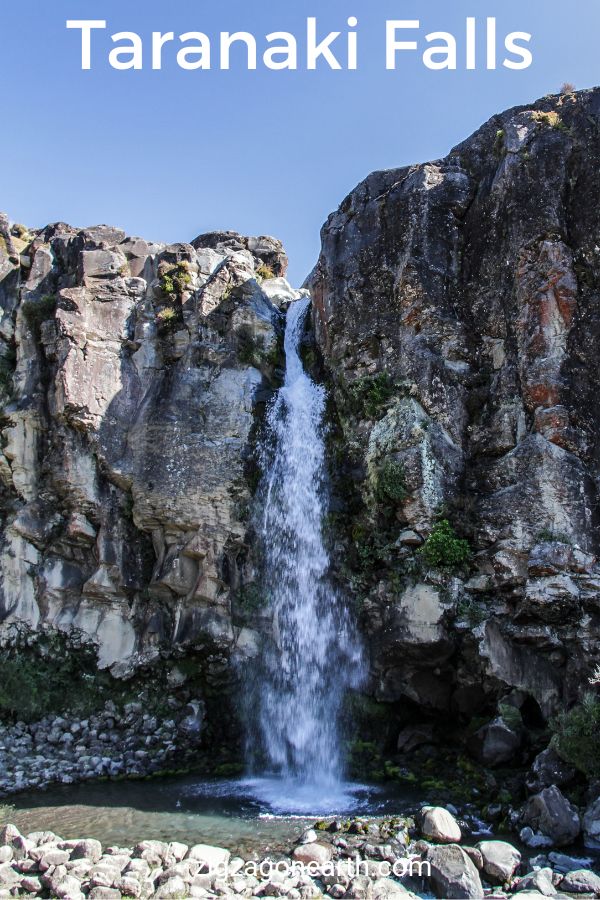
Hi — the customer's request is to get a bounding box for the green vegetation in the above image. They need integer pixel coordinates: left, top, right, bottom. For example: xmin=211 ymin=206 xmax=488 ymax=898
xmin=159 ymin=261 xmax=192 ymax=300
xmin=11 ymin=224 xmax=30 ymax=241
xmin=22 ymin=294 xmax=57 ymax=332
xmin=256 ymin=262 xmax=276 ymax=281
xmin=456 ymin=595 xmax=488 ymax=626
xmin=536 ymin=527 xmax=572 ymax=544
xmin=236 ymin=327 xmax=280 ymax=370
xmin=532 ymin=110 xmax=568 ymax=131
xmin=419 ymin=519 xmax=471 ymax=569
xmin=237 ymin=582 xmax=267 ymax=612
xmin=498 ymin=703 xmax=523 ymax=731
xmin=155 ymin=306 xmax=178 ymax=328
xmin=494 ymin=129 xmax=506 ymax=156
xmin=374 ymin=459 xmax=407 ymax=505
xmin=346 ymin=372 xmax=396 ymax=419
xmin=551 ymin=693 xmax=600 ymax=778
xmin=0 ymin=637 xmax=125 ymax=723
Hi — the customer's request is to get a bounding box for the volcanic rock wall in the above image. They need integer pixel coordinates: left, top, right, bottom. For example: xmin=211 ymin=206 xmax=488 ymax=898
xmin=309 ymin=87 xmax=600 ymax=741
xmin=0 ymin=217 xmax=298 ymax=684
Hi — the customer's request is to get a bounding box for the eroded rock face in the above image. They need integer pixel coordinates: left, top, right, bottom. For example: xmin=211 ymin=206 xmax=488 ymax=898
xmin=0 ymin=216 xmax=294 ymax=680
xmin=309 ymin=89 xmax=600 ymax=725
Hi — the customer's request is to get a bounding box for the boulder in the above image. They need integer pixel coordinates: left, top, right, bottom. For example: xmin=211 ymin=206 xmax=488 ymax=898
xmin=476 ymin=840 xmax=521 ymax=883
xmin=583 ymin=797 xmax=600 ymax=849
xmin=426 ymin=845 xmax=484 ymax=899
xmin=527 ymin=748 xmax=577 ymax=792
xmin=420 ymin=806 xmax=462 ymax=843
xmin=186 ymin=843 xmax=230 ymax=873
xmin=521 ymin=786 xmax=581 ymax=846
xmin=468 ymin=717 xmax=521 ymax=766
xmin=515 ymin=868 xmax=557 ymax=895
xmin=559 ymin=868 xmax=600 ymax=893
xmin=69 ymin=838 xmax=103 ymax=863
xmin=291 ymin=842 xmax=333 ymax=866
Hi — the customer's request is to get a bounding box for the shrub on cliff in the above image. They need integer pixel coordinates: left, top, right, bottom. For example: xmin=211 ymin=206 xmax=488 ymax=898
xmin=375 ymin=459 xmax=407 ymax=504
xmin=159 ymin=261 xmax=192 ymax=301
xmin=347 ymin=372 xmax=395 ymax=419
xmin=551 ymin=693 xmax=600 ymax=778
xmin=419 ymin=519 xmax=471 ymax=569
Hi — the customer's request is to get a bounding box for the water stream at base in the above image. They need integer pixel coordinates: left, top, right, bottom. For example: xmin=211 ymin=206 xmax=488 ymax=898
xmin=245 ymin=296 xmax=364 ymax=810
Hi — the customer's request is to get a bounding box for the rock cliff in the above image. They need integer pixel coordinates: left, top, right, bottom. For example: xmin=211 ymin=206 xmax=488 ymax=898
xmin=309 ymin=87 xmax=600 ymax=752
xmin=0 ymin=216 xmax=304 ymax=765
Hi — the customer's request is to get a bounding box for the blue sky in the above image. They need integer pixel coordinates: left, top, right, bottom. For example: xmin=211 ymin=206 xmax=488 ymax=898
xmin=1 ymin=1 xmax=599 ymax=284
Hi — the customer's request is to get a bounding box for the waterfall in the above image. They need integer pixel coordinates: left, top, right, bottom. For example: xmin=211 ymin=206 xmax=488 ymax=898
xmin=249 ymin=295 xmax=364 ymax=798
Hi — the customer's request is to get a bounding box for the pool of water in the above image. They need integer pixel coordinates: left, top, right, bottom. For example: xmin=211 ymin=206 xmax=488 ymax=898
xmin=5 ymin=776 xmax=420 ymax=858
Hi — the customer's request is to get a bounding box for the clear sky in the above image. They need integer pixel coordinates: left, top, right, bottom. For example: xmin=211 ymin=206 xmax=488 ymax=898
xmin=1 ymin=0 xmax=598 ymax=285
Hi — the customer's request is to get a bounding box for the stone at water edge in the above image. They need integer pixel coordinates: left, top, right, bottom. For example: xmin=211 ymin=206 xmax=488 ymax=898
xmin=425 ymin=844 xmax=484 ymax=899
xmin=514 ymin=867 xmax=557 ymax=896
xmin=477 ymin=839 xmax=521 ymax=883
xmin=419 ymin=806 xmax=462 ymax=843
xmin=583 ymin=796 xmax=600 ymax=849
xmin=292 ymin=841 xmax=333 ymax=866
xmin=548 ymin=850 xmax=595 ymax=873
xmin=299 ymin=828 xmax=318 ymax=844
xmin=526 ymin=748 xmax=577 ymax=793
xmin=521 ymin=785 xmax=581 ymax=847
xmin=559 ymin=868 xmax=600 ymax=894
xmin=519 ymin=826 xmax=554 ymax=849
xmin=186 ymin=843 xmax=230 ymax=872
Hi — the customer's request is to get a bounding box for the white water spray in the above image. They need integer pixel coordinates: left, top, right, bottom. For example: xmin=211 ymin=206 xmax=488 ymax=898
xmin=251 ymin=296 xmax=364 ymax=797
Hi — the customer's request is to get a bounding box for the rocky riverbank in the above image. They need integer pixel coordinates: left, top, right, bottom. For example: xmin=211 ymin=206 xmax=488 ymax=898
xmin=1 ymin=804 xmax=600 ymax=899
xmin=0 ymin=697 xmax=204 ymax=796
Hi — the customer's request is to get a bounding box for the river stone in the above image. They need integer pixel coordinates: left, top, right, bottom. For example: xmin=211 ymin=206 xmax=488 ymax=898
xmin=134 ymin=840 xmax=168 ymax=858
xmin=38 ymin=848 xmax=70 ymax=870
xmin=187 ymin=843 xmax=230 ymax=873
xmin=167 ymin=841 xmax=188 ymax=861
xmin=0 ymin=850 xmax=11 ymax=866
xmin=69 ymin=838 xmax=103 ymax=862
xmin=477 ymin=840 xmax=521 ymax=882
xmin=27 ymin=831 xmax=59 ymax=847
xmin=515 ymin=868 xmax=557 ymax=895
xmin=19 ymin=875 xmax=43 ymax=893
xmin=88 ymin=889 xmax=122 ymax=899
xmin=372 ymin=877 xmax=415 ymax=897
xmin=548 ymin=851 xmax=594 ymax=873
xmin=420 ymin=806 xmax=462 ymax=843
xmin=292 ymin=842 xmax=333 ymax=867
xmin=116 ymin=876 xmax=143 ymax=898
xmin=583 ymin=797 xmax=600 ymax=849
xmin=560 ymin=868 xmax=600 ymax=893
xmin=55 ymin=874 xmax=86 ymax=899
xmin=527 ymin=748 xmax=577 ymax=792
xmin=125 ymin=858 xmax=151 ymax=877
xmin=154 ymin=875 xmax=188 ymax=899
xmin=519 ymin=826 xmax=554 ymax=849
xmin=344 ymin=875 xmax=373 ymax=898
xmin=0 ymin=865 xmax=19 ymax=888
xmin=89 ymin=862 xmax=121 ymax=887
xmin=461 ymin=847 xmax=483 ymax=870
xmin=521 ymin=786 xmax=581 ymax=846
xmin=0 ymin=826 xmax=20 ymax=845
xmin=426 ymin=845 xmax=484 ymax=899
xmin=299 ymin=829 xmax=318 ymax=844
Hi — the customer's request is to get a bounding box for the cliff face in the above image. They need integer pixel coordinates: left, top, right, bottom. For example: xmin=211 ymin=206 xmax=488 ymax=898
xmin=310 ymin=88 xmax=600 ymax=733
xmin=3 ymin=88 xmax=600 ymax=784
xmin=0 ymin=217 xmax=298 ymax=681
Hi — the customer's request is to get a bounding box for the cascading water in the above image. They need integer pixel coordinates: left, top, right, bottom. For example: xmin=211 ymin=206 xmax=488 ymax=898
xmin=246 ymin=295 xmax=364 ymax=810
